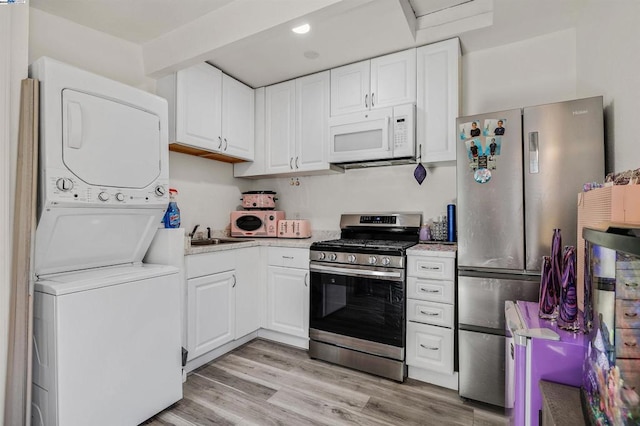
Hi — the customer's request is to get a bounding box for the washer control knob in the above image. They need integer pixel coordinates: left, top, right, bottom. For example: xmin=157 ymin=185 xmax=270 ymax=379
xmin=115 ymin=193 xmax=125 ymax=202
xmin=329 ymin=253 xmax=337 ymax=261
xmin=55 ymin=178 xmax=73 ymax=191
xmin=381 ymin=257 xmax=391 ymax=266
xmin=318 ymin=252 xmax=326 ymax=260
xmin=154 ymin=185 xmax=165 ymax=197
xmin=347 ymin=254 xmax=357 ymax=263
xmin=98 ymin=192 xmax=110 ymax=202
xmin=368 ymin=256 xmax=378 ymax=265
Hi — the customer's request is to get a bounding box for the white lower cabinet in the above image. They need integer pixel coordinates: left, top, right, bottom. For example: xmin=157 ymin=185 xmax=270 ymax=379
xmin=406 ymin=321 xmax=453 ymax=372
xmin=406 ymin=248 xmax=458 ymax=390
xmin=185 ymin=247 xmax=260 ymax=366
xmin=263 ymin=247 xmax=310 ymax=347
xmin=187 ymin=270 xmax=235 ymax=360
xmin=184 ymin=245 xmax=309 ymax=368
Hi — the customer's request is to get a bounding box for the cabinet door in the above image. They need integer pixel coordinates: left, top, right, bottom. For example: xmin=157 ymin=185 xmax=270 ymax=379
xmin=187 ymin=270 xmax=235 ymax=360
xmin=330 ymin=60 xmax=370 ymax=115
xmin=265 ymin=80 xmax=296 ymax=173
xmin=176 ymin=63 xmax=223 ymax=151
xmin=370 ymin=48 xmax=416 ymax=110
xmin=222 ymin=74 xmax=254 ymax=161
xmin=406 ymin=321 xmax=453 ymax=373
xmin=296 ymin=71 xmax=330 ymax=172
xmin=234 ymin=247 xmax=261 ymax=338
xmin=234 ymin=87 xmax=266 ymax=177
xmin=267 ymin=266 xmax=309 ymax=338
xmin=417 ymin=38 xmax=460 ymax=163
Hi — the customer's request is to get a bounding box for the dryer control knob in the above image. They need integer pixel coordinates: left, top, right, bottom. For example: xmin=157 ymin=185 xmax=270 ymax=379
xmin=154 ymin=185 xmax=165 ymax=197
xmin=98 ymin=192 xmax=110 ymax=202
xmin=115 ymin=193 xmax=125 ymax=202
xmin=55 ymin=178 xmax=73 ymax=191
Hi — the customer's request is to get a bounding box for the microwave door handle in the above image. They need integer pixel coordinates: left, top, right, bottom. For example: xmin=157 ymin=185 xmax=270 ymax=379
xmin=387 ymin=117 xmax=392 ymax=151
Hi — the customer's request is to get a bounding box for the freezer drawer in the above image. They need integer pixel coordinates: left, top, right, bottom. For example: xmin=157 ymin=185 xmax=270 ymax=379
xmin=458 ymin=273 xmax=539 ymax=331
xmin=459 ymin=329 xmax=506 ymax=407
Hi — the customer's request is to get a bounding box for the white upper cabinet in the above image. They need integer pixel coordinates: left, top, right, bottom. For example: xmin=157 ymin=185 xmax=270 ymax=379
xmin=158 ymin=63 xmax=254 ymax=162
xmin=331 ymin=48 xmax=416 ymax=115
xmin=264 ymin=71 xmax=334 ymax=175
xmin=416 ymin=38 xmax=460 ymax=163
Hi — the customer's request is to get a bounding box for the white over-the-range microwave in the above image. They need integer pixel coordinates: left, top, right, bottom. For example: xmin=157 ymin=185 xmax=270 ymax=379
xmin=328 ymin=104 xmax=415 ymax=166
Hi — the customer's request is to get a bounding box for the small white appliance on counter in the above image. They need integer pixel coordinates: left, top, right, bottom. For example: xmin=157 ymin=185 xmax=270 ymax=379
xmin=30 ymin=57 xmax=182 ymax=426
xmin=277 ymin=219 xmax=311 ymax=238
xmin=328 ymin=103 xmax=415 ymax=166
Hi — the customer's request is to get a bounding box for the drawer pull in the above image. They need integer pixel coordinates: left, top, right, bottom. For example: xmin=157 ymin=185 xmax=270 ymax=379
xmin=419 ymin=288 xmax=441 ymax=293
xmin=624 ymin=341 xmax=638 ymax=348
xmin=420 ymin=344 xmax=439 ymax=351
xmin=282 ymin=256 xmax=294 ymax=259
xmin=624 ymin=312 xmax=638 ymax=318
xmin=420 ymin=310 xmax=440 ymax=316
xmin=625 ymin=282 xmax=639 ymax=288
xmin=420 ymin=265 xmax=441 ymax=271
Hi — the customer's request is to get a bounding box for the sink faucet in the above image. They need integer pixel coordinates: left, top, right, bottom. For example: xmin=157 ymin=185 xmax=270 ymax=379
xmin=189 ymin=224 xmax=200 ymax=239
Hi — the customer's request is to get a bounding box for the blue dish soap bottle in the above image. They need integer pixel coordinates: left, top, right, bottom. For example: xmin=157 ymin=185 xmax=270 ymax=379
xmin=163 ymin=188 xmax=181 ymax=228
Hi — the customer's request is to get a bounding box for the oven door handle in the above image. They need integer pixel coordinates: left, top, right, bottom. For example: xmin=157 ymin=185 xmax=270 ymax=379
xmin=309 ymin=263 xmax=403 ymax=280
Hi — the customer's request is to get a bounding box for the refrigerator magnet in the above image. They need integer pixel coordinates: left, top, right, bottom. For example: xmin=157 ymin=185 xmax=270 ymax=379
xmin=466 ymin=138 xmax=482 ymax=170
xmin=459 ymin=121 xmax=481 ymax=140
xmin=483 ymin=118 xmax=507 ymax=136
xmin=474 ymin=168 xmax=492 ymax=183
xmin=487 ymin=137 xmax=501 ymax=157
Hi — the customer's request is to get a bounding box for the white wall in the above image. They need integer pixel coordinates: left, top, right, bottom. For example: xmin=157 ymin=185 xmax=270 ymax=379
xmin=575 ymin=0 xmax=640 ymax=174
xmin=29 ymin=8 xmax=155 ymax=92
xmin=168 ymin=152 xmax=252 ymax=234
xmin=462 ymin=29 xmax=577 ymax=115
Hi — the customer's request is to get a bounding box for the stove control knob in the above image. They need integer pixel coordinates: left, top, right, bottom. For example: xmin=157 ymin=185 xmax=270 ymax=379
xmin=381 ymin=257 xmax=391 ymax=266
xmin=368 ymin=256 xmax=378 ymax=265
xmin=56 ymin=178 xmax=73 ymax=191
xmin=347 ymin=254 xmax=357 ymax=263
xmin=329 ymin=253 xmax=337 ymax=261
xmin=115 ymin=193 xmax=125 ymax=202
xmin=318 ymin=252 xmax=326 ymax=260
xmin=98 ymin=192 xmax=110 ymax=202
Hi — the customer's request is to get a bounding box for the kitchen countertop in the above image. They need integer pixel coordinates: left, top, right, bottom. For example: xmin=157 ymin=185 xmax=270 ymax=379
xmin=185 ymin=230 xmax=340 ymax=255
xmin=407 ymin=242 xmax=457 ymax=257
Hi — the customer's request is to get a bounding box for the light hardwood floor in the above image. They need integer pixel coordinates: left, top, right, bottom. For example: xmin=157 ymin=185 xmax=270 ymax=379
xmin=142 ymin=339 xmax=508 ymax=425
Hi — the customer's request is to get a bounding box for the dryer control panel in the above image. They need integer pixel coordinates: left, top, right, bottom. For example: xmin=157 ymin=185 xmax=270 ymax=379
xmin=44 ymin=169 xmax=168 ymax=208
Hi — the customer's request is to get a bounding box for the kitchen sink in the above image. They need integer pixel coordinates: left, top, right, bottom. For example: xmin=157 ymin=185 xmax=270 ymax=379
xmin=190 ymin=237 xmax=253 ymax=246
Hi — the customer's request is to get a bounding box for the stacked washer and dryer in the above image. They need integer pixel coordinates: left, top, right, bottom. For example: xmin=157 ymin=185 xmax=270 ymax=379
xmin=29 ymin=58 xmax=182 ymax=426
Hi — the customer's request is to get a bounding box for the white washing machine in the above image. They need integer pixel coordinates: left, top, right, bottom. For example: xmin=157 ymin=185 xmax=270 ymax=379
xmin=29 ymin=57 xmax=182 ymax=426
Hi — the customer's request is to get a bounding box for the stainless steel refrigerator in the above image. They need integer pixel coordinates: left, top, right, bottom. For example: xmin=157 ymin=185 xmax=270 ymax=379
xmin=455 ymin=96 xmax=604 ymax=407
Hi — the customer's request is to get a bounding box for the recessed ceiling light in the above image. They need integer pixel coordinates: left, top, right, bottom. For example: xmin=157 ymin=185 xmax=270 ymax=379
xmin=292 ymin=23 xmax=310 ymax=34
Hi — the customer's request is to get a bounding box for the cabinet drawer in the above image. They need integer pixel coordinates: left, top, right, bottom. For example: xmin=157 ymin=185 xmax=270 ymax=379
xmin=267 ymin=247 xmax=309 ymax=269
xmin=407 ymin=299 xmax=453 ymax=328
xmin=616 ymin=269 xmax=640 ymax=299
xmin=617 ymin=359 xmax=640 ymax=392
xmin=186 ymin=250 xmax=235 ymax=279
xmin=616 ymin=300 xmax=640 ymax=328
xmin=407 ymin=256 xmax=455 ymax=280
xmin=406 ymin=322 xmax=453 ymax=373
xmin=407 ymin=277 xmax=454 ymax=304
xmin=616 ymin=328 xmax=640 ymax=358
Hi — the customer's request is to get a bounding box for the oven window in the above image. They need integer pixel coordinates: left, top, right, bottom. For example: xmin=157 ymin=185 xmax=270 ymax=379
xmin=310 ymin=270 xmax=405 ymax=347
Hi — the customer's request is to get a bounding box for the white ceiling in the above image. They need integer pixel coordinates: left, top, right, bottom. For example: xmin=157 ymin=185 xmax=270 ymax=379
xmin=29 ymin=0 xmax=582 ymax=88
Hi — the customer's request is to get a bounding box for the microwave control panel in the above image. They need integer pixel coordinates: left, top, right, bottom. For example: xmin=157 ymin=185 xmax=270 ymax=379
xmin=394 ymin=116 xmax=408 ymax=149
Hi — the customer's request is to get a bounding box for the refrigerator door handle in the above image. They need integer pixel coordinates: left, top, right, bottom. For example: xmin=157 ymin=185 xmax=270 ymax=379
xmin=528 ymin=131 xmax=539 ymax=174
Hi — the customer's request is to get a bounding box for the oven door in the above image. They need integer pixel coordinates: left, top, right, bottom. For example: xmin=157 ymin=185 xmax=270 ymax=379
xmin=309 ymin=262 xmax=405 ymax=349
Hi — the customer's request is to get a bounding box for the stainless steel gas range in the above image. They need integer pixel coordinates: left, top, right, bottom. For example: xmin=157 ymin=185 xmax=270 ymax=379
xmin=308 ymin=213 xmax=422 ymax=382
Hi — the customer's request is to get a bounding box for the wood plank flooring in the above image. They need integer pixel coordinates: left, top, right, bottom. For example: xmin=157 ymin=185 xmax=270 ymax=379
xmin=142 ymin=339 xmax=508 ymax=426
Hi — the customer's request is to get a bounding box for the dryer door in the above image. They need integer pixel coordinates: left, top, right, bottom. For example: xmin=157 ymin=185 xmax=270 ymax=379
xmin=62 ymin=89 xmax=161 ymax=189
